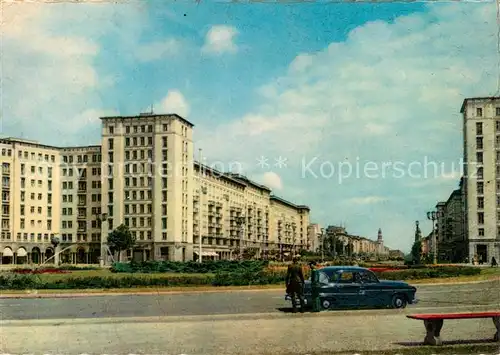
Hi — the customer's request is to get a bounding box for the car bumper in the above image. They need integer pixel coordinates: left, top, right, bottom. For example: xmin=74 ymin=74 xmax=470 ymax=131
xmin=410 ymin=298 xmax=419 ymax=305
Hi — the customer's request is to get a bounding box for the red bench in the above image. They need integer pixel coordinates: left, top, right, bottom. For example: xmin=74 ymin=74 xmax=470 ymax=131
xmin=407 ymin=312 xmax=500 ymax=346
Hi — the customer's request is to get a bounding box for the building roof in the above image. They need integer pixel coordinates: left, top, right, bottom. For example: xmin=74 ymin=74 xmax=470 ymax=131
xmin=99 ymin=113 xmax=195 ymax=128
xmin=0 ymin=138 xmax=100 ymax=152
xmin=194 ymin=162 xmax=247 ymax=188
xmin=460 ymin=97 xmax=500 ymax=113
xmin=270 ymin=195 xmax=310 ymax=211
xmin=226 ymin=173 xmax=272 ymax=192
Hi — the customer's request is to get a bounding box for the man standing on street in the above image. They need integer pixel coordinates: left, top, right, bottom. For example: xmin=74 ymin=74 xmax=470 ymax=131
xmin=286 ymin=255 xmax=305 ymax=313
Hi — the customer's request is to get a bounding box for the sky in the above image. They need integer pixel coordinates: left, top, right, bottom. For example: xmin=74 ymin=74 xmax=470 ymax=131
xmin=1 ymin=0 xmax=498 ymax=252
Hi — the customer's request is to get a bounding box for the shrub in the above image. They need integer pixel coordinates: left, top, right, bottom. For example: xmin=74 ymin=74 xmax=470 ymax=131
xmin=110 ymin=260 xmax=269 ymax=274
xmin=375 ymin=266 xmax=481 ymax=280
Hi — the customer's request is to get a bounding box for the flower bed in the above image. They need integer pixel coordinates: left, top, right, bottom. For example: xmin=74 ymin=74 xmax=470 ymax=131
xmin=11 ymin=268 xmax=70 ymax=274
xmin=0 ymin=265 xmax=482 ymax=290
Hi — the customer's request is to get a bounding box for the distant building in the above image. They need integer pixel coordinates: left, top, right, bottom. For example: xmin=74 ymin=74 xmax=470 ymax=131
xmin=307 ymin=223 xmax=322 ymax=252
xmin=435 ymin=181 xmax=467 ymax=262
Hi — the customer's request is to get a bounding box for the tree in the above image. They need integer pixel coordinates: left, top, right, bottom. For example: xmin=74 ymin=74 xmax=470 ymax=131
xmin=107 ymin=224 xmax=136 ymax=262
xmin=410 ymin=240 xmax=422 ymax=265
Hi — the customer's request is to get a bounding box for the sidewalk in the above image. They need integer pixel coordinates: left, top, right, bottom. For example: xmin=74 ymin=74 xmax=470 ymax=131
xmin=2 ymin=311 xmax=498 ymax=354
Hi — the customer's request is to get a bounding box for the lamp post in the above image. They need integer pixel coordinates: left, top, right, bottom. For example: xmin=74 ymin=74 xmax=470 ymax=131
xmin=320 ymin=228 xmax=325 ymax=262
xmin=278 ymin=222 xmax=283 ymax=262
xmin=292 ymin=222 xmax=296 ymax=256
xmin=198 ymin=186 xmax=207 ymax=263
xmin=426 ymin=210 xmax=442 ymax=265
xmin=50 ymin=236 xmax=60 ymax=266
xmin=235 ymin=215 xmax=245 ymax=260
xmin=96 ymin=212 xmax=108 ymax=267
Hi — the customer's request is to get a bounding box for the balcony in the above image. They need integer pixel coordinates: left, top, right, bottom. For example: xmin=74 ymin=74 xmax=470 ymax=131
xmin=77 ymin=215 xmax=86 ymax=220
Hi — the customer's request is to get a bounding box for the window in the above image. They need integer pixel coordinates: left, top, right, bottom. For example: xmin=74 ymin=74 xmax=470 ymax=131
xmin=496 ymin=107 xmax=500 ymax=116
xmin=478 ymin=212 xmax=484 ymax=224
xmin=476 ymin=122 xmax=483 ymax=135
xmin=477 ymin=197 xmax=484 ymax=209
xmin=477 ymin=181 xmax=484 ymax=194
xmin=337 ymin=271 xmax=355 ymax=283
xmin=477 ymin=107 xmax=483 ymax=117
xmin=109 ymin=126 xmax=114 ymax=134
xmin=476 ymin=137 xmax=483 ymax=150
xmin=476 ymin=152 xmax=483 ymax=164
xmin=477 ymin=167 xmax=484 ymax=180
xmin=357 ymin=271 xmax=378 ymax=283
xmin=478 ymin=228 xmax=485 ymax=236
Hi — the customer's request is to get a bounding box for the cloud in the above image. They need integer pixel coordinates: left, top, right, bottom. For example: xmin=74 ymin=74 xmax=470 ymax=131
xmin=196 ymin=2 xmax=496 ymax=252
xmin=160 ymin=90 xmax=190 ymax=118
xmin=135 ymin=39 xmax=182 ymax=62
xmin=259 ymin=171 xmax=283 ymax=190
xmin=348 ymin=196 xmax=388 ymax=205
xmin=202 ymin=25 xmax=238 ymax=54
xmin=1 ymin=2 xmax=144 ymax=145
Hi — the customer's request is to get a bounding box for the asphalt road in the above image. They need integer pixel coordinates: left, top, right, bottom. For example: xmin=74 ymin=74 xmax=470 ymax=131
xmin=1 ymin=281 xmax=499 ymax=321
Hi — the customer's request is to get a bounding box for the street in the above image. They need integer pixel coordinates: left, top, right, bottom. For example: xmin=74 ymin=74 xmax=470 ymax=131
xmin=1 ymin=281 xmax=499 ymax=354
xmin=1 ymin=281 xmax=499 ymax=320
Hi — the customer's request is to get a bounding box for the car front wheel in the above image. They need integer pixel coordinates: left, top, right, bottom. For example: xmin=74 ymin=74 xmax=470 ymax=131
xmin=391 ymin=294 xmax=407 ymax=309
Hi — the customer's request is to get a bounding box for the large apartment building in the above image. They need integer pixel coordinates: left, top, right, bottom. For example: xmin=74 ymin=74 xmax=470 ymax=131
xmin=461 ymin=97 xmax=500 ymax=263
xmin=192 ymin=165 xmax=310 ymax=260
xmin=0 ymin=112 xmax=311 ymax=264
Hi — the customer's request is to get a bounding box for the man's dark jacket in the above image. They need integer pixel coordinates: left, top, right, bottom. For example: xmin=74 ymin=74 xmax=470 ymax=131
xmin=286 ymin=263 xmax=305 ymax=294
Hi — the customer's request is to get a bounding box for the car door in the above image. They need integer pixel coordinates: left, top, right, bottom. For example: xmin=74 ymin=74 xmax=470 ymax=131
xmin=333 ymin=271 xmax=361 ymax=307
xmin=356 ymin=270 xmax=383 ymax=307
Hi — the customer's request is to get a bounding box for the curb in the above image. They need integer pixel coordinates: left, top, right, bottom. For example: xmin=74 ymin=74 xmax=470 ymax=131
xmin=1 ymin=278 xmax=498 ymax=299
xmin=0 ymin=287 xmax=285 ymax=299
xmin=414 ymin=278 xmax=500 ymax=287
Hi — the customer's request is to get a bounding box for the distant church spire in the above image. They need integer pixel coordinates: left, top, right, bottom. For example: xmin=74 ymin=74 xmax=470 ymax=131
xmin=414 ymin=221 xmax=422 ymax=242
xmin=377 ymin=228 xmax=383 ymax=242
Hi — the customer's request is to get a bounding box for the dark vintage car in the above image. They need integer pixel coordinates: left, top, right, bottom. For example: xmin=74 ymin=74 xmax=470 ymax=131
xmin=285 ymin=266 xmax=418 ymax=310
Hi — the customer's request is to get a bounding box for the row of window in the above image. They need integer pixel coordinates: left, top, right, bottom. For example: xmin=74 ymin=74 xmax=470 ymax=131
xmin=475 ymin=107 xmax=500 ymax=117
xmin=17 ymin=150 xmax=56 ymax=163
xmin=61 ymin=167 xmax=101 ymax=177
xmin=18 ymin=218 xmax=52 ymax=230
xmin=477 ymin=228 xmax=500 ymax=237
xmin=20 ymin=203 xmax=52 ymax=216
xmin=20 ymin=164 xmax=53 ymax=177
xmin=62 ymin=154 xmax=101 ymax=164
xmin=20 ymin=178 xmax=53 ymax=190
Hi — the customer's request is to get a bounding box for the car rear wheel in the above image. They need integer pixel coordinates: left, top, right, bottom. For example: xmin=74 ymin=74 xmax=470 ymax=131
xmin=392 ymin=294 xmax=407 ymax=309
xmin=320 ymin=298 xmax=332 ymax=310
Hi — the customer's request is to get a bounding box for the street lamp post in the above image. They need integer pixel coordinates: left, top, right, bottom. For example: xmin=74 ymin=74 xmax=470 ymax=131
xmin=427 ymin=210 xmax=442 ymax=265
xmin=278 ymin=222 xmax=283 ymax=262
xmin=320 ymin=228 xmax=325 ymax=262
xmin=292 ymin=222 xmax=296 ymax=256
xmin=96 ymin=212 xmax=108 ymax=267
xmin=235 ymin=215 xmax=245 ymax=260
